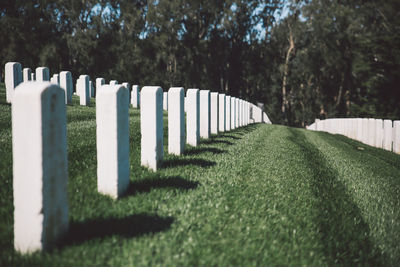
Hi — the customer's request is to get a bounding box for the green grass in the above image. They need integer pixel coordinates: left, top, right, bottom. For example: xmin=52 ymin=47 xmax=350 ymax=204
xmin=0 ymin=83 xmax=400 ymax=266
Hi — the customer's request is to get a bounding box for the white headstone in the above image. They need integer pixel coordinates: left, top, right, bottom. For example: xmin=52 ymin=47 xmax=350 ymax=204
xmin=218 ymin=94 xmax=226 ymax=132
xmin=375 ymin=119 xmax=383 ymax=148
xmin=96 ymin=84 xmax=130 ymax=199
xmin=96 ymin=78 xmax=105 ymax=92
xmin=367 ymin=118 xmax=376 ymax=146
xmin=200 ymin=90 xmax=211 ymax=139
xmin=231 ymin=97 xmax=236 ymax=128
xmin=393 ymin=121 xmax=400 ymax=154
xmin=361 ymin=118 xmax=368 ymax=144
xmin=141 ymin=86 xmax=163 ymax=171
xmin=236 ymin=98 xmax=240 ymax=127
xmin=184 ymin=96 xmax=187 ymax=112
xmin=122 ymin=82 xmax=130 ymax=101
xmin=210 ymin=92 xmax=219 ymax=134
xmin=31 ymin=73 xmax=35 ymax=81
xmin=187 ymin=89 xmax=200 ymax=146
xmin=23 ymin=68 xmax=32 ymax=82
xmin=168 ymin=87 xmax=185 ymax=155
xmin=131 ymin=85 xmax=140 ymax=108
xmin=5 ymin=62 xmax=22 ymax=103
xmin=89 ymin=81 xmax=95 ymax=98
xmin=383 ymin=119 xmax=393 ymax=151
xmin=12 ymin=82 xmax=68 ymax=253
xmin=77 ymin=75 xmax=90 ymax=106
xmin=59 ymin=71 xmax=73 ymax=104
xmin=225 ymin=96 xmax=231 ymax=131
xmin=163 ymin=92 xmax=168 ymax=111
xmin=50 ymin=74 xmax=60 ymax=85
xmin=35 ymin=67 xmax=50 ymax=82
xmin=110 ymin=80 xmax=118 ymax=86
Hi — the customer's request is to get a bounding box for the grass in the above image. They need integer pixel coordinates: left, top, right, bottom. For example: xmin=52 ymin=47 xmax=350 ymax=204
xmin=0 ymin=83 xmax=400 ymax=266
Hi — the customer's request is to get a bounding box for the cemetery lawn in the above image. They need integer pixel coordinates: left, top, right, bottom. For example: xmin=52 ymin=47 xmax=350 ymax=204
xmin=1 ymin=83 xmax=400 ymax=266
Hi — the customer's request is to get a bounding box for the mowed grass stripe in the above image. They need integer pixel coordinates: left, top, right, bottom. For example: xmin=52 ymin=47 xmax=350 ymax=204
xmin=304 ymin=129 xmax=400 ymax=265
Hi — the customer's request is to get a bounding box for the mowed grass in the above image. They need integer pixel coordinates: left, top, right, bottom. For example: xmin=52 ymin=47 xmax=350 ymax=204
xmin=0 ymin=83 xmax=400 ymax=266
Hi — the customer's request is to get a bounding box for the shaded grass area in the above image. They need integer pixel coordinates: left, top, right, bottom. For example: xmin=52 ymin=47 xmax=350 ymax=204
xmin=1 ymin=83 xmax=400 ymax=266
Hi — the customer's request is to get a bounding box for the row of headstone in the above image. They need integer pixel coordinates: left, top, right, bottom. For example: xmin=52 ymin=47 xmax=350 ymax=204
xmin=10 ymin=80 xmax=271 ymax=254
xmin=307 ymin=118 xmax=400 ymax=153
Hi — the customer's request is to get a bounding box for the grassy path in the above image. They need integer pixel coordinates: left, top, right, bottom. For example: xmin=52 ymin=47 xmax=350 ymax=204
xmin=1 ymin=86 xmax=399 ymax=266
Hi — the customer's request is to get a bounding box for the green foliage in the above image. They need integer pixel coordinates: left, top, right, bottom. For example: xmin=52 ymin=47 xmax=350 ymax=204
xmin=1 ymin=84 xmax=400 ymax=265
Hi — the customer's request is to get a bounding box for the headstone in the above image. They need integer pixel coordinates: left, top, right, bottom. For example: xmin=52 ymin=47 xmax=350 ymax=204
xmin=184 ymin=96 xmax=187 ymax=112
xmin=163 ymin=92 xmax=168 ymax=111
xmin=59 ymin=71 xmax=73 ymax=104
xmin=141 ymin=86 xmax=163 ymax=171
xmin=110 ymin=80 xmax=118 ymax=86
xmin=168 ymin=87 xmax=185 ymax=155
xmin=218 ymin=94 xmax=226 ymax=132
xmin=12 ymin=82 xmax=68 ymax=253
xmin=131 ymin=85 xmax=140 ymax=108
xmin=210 ymin=92 xmax=219 ymax=134
xmin=383 ymin=119 xmax=393 ymax=151
xmin=77 ymin=75 xmax=90 ymax=106
xmin=50 ymin=74 xmax=59 ymax=85
xmin=375 ymin=119 xmax=383 ymax=148
xmin=231 ymin=97 xmax=236 ymax=128
xmin=35 ymin=67 xmax=50 ymax=82
xmin=367 ymin=118 xmax=376 ymax=146
xmin=96 ymin=84 xmax=130 ymax=199
xmin=356 ymin=118 xmax=363 ymax=142
xmin=96 ymin=78 xmax=105 ymax=93
xmin=89 ymin=81 xmax=95 ymax=98
xmin=5 ymin=62 xmax=22 ymax=103
xmin=393 ymin=121 xmax=400 ymax=154
xmin=23 ymin=68 xmax=32 ymax=82
xmin=225 ymin=96 xmax=231 ymax=131
xmin=186 ymin=89 xmax=200 ymax=146
xmin=31 ymin=73 xmax=35 ymax=81
xmin=200 ymin=90 xmax=211 ymax=139
xmin=236 ymin=98 xmax=240 ymax=127
xmin=362 ymin=118 xmax=369 ymax=144
xmin=122 ymin=82 xmax=130 ymax=100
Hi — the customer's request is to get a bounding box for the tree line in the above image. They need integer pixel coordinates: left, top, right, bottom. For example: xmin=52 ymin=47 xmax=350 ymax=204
xmin=1 ymin=0 xmax=399 ymax=126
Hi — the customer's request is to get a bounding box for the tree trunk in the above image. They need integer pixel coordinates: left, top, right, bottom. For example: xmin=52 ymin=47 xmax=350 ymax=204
xmin=281 ymin=24 xmax=295 ymax=123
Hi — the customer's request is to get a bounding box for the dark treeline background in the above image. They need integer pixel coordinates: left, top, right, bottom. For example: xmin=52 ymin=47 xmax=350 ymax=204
xmin=1 ymin=0 xmax=399 ymax=126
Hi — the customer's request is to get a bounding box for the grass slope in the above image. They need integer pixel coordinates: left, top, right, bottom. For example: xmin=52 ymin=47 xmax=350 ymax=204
xmin=0 ymin=83 xmax=399 ymax=266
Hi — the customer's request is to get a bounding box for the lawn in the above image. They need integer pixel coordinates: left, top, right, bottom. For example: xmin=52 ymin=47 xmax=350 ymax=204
xmin=0 ymin=83 xmax=399 ymax=266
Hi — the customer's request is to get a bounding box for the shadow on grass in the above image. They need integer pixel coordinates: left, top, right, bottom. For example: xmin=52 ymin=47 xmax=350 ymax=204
xmin=162 ymin=158 xmax=216 ymax=168
xmin=126 ymin=175 xmax=199 ymax=196
xmin=202 ymin=139 xmax=233 ymax=145
xmin=287 ymin=128 xmax=386 ymax=265
xmin=184 ymin=146 xmax=226 ymax=156
xmin=62 ymin=213 xmax=174 ymax=247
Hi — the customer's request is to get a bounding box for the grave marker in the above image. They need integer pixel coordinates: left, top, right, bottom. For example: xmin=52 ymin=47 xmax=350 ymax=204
xmin=187 ymin=89 xmax=200 ymax=146
xmin=12 ymin=82 xmax=68 ymax=253
xmin=231 ymin=97 xmax=236 ymax=129
xmin=35 ymin=67 xmax=50 ymax=82
xmin=168 ymin=87 xmax=185 ymax=155
xmin=383 ymin=120 xmax=393 ymax=151
xmin=23 ymin=68 xmax=31 ymax=82
xmin=200 ymin=90 xmax=211 ymax=139
xmin=96 ymin=84 xmax=130 ymax=199
xmin=226 ymin=96 xmax=231 ymax=131
xmin=131 ymin=85 xmax=140 ymax=108
xmin=210 ymin=92 xmax=219 ymax=134
xmin=394 ymin=121 xmax=400 ymax=154
xmin=5 ymin=62 xmax=22 ymax=103
xmin=141 ymin=86 xmax=163 ymax=171
xmin=77 ymin=75 xmax=90 ymax=106
xmin=219 ymin=94 xmax=226 ymax=132
xmin=59 ymin=71 xmax=73 ymax=104
xmin=110 ymin=80 xmax=118 ymax=86
xmin=163 ymin=92 xmax=168 ymax=111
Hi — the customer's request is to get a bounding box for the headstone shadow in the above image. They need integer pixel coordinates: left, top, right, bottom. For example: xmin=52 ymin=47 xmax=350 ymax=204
xmin=162 ymin=158 xmax=216 ymax=168
xmin=125 ymin=175 xmax=199 ymax=196
xmin=61 ymin=213 xmax=174 ymax=248
xmin=184 ymin=146 xmax=226 ymax=156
